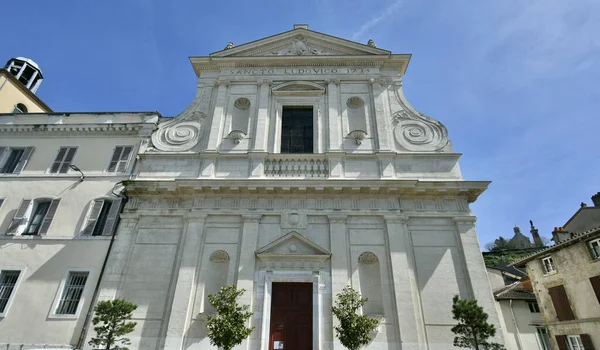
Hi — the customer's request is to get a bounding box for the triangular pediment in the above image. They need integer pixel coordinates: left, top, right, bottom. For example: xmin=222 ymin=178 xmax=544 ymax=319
xmin=255 ymin=231 xmax=331 ymax=261
xmin=211 ymin=27 xmax=390 ymax=58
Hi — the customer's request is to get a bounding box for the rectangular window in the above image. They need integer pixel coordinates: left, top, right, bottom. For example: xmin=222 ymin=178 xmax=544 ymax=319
xmin=107 ymin=146 xmax=133 ymax=173
xmin=567 ymin=335 xmax=584 ymax=350
xmin=50 ymin=147 xmax=77 ymax=174
xmin=589 ymin=238 xmax=600 ymax=260
xmin=528 ymin=301 xmax=540 ymax=313
xmin=281 ymin=106 xmax=314 ymax=154
xmin=55 ymin=271 xmax=88 ymax=315
xmin=548 ymin=285 xmax=575 ymax=321
xmin=0 ymin=270 xmax=20 ymax=314
xmin=542 ymin=256 xmax=556 ymax=274
xmin=536 ymin=327 xmax=551 ymax=350
xmin=24 ymin=201 xmax=50 ymax=235
xmin=0 ymin=147 xmax=34 ymax=174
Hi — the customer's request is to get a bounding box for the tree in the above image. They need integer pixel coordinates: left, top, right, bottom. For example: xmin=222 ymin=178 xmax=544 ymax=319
xmin=205 ymin=285 xmax=254 ymax=350
xmin=88 ymin=299 xmax=137 ymax=350
xmin=451 ymin=295 xmax=505 ymax=350
xmin=332 ymin=286 xmax=379 ymax=350
xmin=490 ymin=237 xmax=509 ymax=251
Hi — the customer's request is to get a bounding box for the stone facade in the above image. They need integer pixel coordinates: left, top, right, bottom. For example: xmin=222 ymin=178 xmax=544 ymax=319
xmin=83 ymin=26 xmax=503 ymax=350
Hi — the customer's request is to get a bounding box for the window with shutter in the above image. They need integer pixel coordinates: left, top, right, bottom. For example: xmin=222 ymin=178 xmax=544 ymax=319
xmin=0 ymin=270 xmax=21 ymax=315
xmin=37 ymin=198 xmax=60 ymax=235
xmin=580 ymin=334 xmax=595 ymax=350
xmin=557 ymin=335 xmax=569 ymax=350
xmin=588 ymin=239 xmax=600 ymax=260
xmin=536 ymin=327 xmax=551 ymax=350
xmin=107 ymin=146 xmax=133 ymax=173
xmin=101 ymin=198 xmax=122 ymax=236
xmin=6 ymin=199 xmax=32 ymax=235
xmin=548 ymin=285 xmax=575 ymax=321
xmin=1 ymin=148 xmax=24 ymax=173
xmin=11 ymin=147 xmax=34 ymax=174
xmin=55 ymin=271 xmax=88 ymax=315
xmin=589 ymin=276 xmax=600 ymax=304
xmin=0 ymin=198 xmax=4 ymax=211
xmin=24 ymin=200 xmax=50 ymax=235
xmin=50 ymin=147 xmax=77 ymax=174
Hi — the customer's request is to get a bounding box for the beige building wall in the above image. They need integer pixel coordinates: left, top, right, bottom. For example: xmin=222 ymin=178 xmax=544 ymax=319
xmin=0 ymin=71 xmax=51 ymax=113
xmin=0 ymin=113 xmax=157 ymax=349
xmin=525 ymin=241 xmax=600 ymax=349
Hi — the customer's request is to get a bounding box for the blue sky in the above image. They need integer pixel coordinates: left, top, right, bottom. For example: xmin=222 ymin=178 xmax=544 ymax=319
xmin=3 ymin=0 xmax=599 ymax=247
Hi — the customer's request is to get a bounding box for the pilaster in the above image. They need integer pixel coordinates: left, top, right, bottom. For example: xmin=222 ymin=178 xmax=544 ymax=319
xmin=253 ymin=80 xmax=272 ymax=152
xmin=384 ymin=214 xmax=427 ymax=350
xmin=206 ymin=80 xmax=230 ymax=151
xmin=163 ymin=213 xmax=208 ymax=350
xmin=237 ymin=214 xmax=262 ymax=350
xmin=453 ymin=216 xmax=505 ymax=345
xmin=328 ymin=214 xmax=348 ymax=350
xmin=326 ymin=79 xmax=342 ymax=151
xmin=370 ymin=78 xmax=393 ymax=152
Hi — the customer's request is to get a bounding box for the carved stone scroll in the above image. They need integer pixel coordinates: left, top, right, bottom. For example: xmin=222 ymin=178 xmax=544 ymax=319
xmin=150 ymin=111 xmax=206 ymax=152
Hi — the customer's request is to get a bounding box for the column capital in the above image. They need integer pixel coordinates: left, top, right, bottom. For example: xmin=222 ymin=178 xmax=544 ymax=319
xmin=325 ymin=79 xmax=340 ymax=86
xmin=327 ymin=214 xmax=348 ymax=223
xmin=383 ymin=214 xmax=408 ymax=224
xmin=184 ymin=212 xmax=208 ymax=221
xmin=257 ymin=79 xmax=272 ymax=86
xmin=215 ymin=79 xmax=230 ymax=87
xmin=242 ymin=214 xmax=262 ymax=223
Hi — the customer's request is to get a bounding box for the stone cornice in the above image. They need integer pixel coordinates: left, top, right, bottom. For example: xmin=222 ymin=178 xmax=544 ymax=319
xmin=0 ymin=123 xmax=150 ymax=135
xmin=124 ymin=179 xmax=489 ymax=202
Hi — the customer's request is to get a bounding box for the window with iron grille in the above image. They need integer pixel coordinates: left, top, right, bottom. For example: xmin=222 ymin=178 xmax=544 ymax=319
xmin=0 ymin=270 xmax=20 ymax=314
xmin=107 ymin=146 xmax=133 ymax=173
xmin=50 ymin=147 xmax=77 ymax=174
xmin=56 ymin=271 xmax=88 ymax=315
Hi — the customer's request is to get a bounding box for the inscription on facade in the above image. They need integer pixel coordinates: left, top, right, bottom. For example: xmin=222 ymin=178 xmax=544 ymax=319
xmin=226 ymin=67 xmax=373 ymax=75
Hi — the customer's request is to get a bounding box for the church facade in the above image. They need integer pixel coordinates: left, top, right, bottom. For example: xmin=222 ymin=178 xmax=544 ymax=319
xmin=85 ymin=25 xmax=502 ymax=350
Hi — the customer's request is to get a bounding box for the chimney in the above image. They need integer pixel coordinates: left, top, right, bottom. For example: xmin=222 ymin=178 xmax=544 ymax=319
xmin=592 ymin=192 xmax=600 ymax=207
xmin=552 ymin=227 xmax=569 ymax=244
xmin=530 ymin=220 xmax=543 ymax=247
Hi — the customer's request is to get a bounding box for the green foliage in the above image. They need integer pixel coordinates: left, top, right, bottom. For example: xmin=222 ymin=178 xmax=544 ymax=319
xmin=206 ymin=285 xmax=254 ymax=350
xmin=482 ymin=249 xmax=541 ymax=267
xmin=89 ymin=299 xmax=137 ymax=350
xmin=451 ymin=295 xmax=505 ymax=350
xmin=332 ymin=286 xmax=379 ymax=350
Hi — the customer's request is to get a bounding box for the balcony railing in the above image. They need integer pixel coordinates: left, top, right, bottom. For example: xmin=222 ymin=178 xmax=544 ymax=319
xmin=264 ymin=155 xmax=329 ymax=178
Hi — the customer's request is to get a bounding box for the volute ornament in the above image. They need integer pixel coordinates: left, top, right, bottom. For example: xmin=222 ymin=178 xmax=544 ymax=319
xmin=392 ymin=110 xmax=448 ymax=152
xmin=150 ymin=111 xmax=206 ymax=152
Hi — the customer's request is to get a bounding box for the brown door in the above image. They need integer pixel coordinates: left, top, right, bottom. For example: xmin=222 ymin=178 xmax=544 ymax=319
xmin=269 ymin=283 xmax=313 ymax=350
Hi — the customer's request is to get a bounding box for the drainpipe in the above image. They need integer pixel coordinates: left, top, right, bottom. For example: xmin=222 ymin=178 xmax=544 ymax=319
xmin=76 ymin=183 xmax=128 ymax=349
xmin=509 ymin=300 xmax=524 ymax=350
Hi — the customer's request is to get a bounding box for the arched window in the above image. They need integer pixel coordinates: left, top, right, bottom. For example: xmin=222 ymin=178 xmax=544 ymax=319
xmin=358 ymin=251 xmax=384 ymax=315
xmin=7 ymin=197 xmax=61 ymax=235
xmin=13 ymin=103 xmax=28 ymax=114
xmin=81 ymin=197 xmax=124 ymax=236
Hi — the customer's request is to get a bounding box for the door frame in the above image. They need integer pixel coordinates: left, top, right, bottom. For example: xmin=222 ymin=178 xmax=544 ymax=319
xmin=259 ymin=271 xmax=321 ymax=350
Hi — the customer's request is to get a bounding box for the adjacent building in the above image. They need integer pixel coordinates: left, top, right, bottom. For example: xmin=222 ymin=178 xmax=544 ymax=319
xmin=487 ymin=263 xmax=550 ymax=350
xmin=0 ymin=57 xmax=158 ymax=349
xmin=84 ymin=25 xmax=504 ymax=350
xmin=512 ymin=194 xmax=600 ymax=350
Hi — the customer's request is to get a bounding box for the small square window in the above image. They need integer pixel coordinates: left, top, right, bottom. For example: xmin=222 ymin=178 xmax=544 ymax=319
xmin=541 ymin=256 xmax=556 ymax=274
xmin=528 ymin=301 xmax=540 ymax=313
xmin=588 ymin=238 xmax=600 ymax=260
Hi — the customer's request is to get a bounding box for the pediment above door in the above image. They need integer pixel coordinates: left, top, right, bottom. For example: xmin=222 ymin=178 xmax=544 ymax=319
xmin=255 ymin=231 xmax=331 ymax=263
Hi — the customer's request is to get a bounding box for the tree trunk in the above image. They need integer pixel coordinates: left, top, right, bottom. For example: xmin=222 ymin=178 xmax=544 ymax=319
xmin=472 ymin=329 xmax=479 ymax=350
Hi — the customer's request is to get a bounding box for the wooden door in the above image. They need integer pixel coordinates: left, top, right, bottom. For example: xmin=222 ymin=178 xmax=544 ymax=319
xmin=269 ymin=283 xmax=313 ymax=350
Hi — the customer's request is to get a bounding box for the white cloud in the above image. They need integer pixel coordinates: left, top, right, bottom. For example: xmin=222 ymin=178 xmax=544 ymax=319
xmin=352 ymin=0 xmax=402 ymax=40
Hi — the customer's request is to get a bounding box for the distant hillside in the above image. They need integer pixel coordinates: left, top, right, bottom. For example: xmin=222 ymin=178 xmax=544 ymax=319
xmin=482 ymin=247 xmax=545 ymax=267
